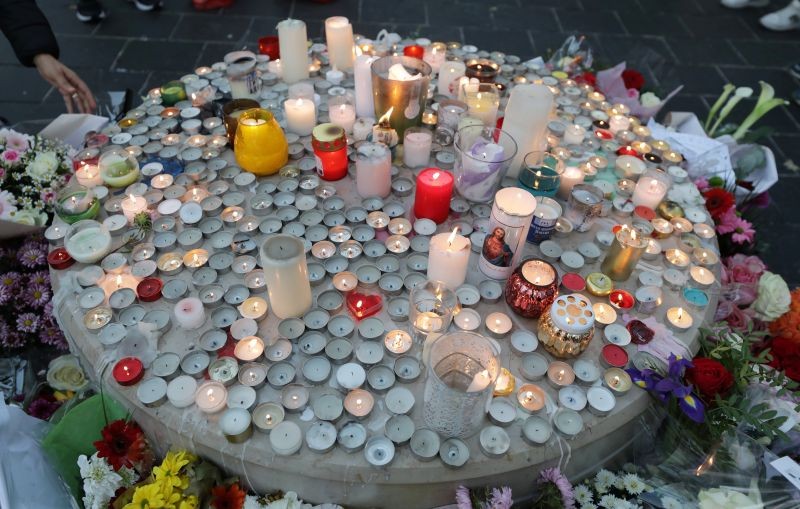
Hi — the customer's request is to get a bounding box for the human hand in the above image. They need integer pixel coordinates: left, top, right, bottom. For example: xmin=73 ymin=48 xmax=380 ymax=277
xmin=33 ymin=54 xmax=97 ymax=114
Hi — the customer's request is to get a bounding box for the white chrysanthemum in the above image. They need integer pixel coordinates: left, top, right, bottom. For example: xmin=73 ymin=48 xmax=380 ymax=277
xmin=574 ymin=485 xmax=593 ymax=505
xmin=78 ymin=453 xmax=122 ymax=507
xmin=661 ymin=496 xmax=682 ymax=509
xmin=598 ymin=494 xmax=619 ymax=508
xmin=244 ymin=495 xmax=269 ymax=509
xmin=595 ymin=469 xmax=616 ymax=486
xmin=117 ymin=466 xmax=138 ymax=488
xmin=613 ymin=475 xmax=625 ymax=490
xmin=0 ymin=190 xmax=17 ymax=219
xmin=580 ymin=504 xmax=598 ymax=509
xmin=622 ymin=473 xmax=646 ymax=495
xmin=594 ymin=481 xmax=610 ymax=495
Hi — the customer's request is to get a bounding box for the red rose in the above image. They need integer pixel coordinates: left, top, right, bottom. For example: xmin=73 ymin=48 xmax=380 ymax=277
xmin=686 ymin=357 xmax=734 ymax=400
xmin=702 ymin=188 xmax=736 ymax=221
xmin=622 ymin=69 xmax=645 ymax=91
xmin=769 ymin=337 xmax=800 ymax=382
xmin=577 ymin=71 xmax=597 ymax=87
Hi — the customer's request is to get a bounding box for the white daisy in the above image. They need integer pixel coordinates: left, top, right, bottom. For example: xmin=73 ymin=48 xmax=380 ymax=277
xmin=77 ymin=453 xmax=122 ymax=502
xmin=580 ymin=504 xmax=598 ymax=509
xmin=661 ymin=496 xmax=682 ymax=509
xmin=599 ymin=494 xmax=619 ymax=508
xmin=574 ymin=484 xmax=593 ymax=505
xmin=0 ymin=190 xmax=16 ymax=219
xmin=622 ymin=473 xmax=646 ymax=495
xmin=595 ymin=469 xmax=617 ymax=487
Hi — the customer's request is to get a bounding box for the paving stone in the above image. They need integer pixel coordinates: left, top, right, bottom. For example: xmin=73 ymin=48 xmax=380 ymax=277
xmin=172 ymin=14 xmax=254 ymax=42
xmin=637 ymin=0 xmax=706 ymax=13
xmin=490 ymin=5 xmax=559 ymax=31
xmin=659 ymin=64 xmax=728 ymax=95
xmin=115 ymin=40 xmax=205 ymax=72
xmin=556 ymin=9 xmax=625 ymax=34
xmin=94 ymin=11 xmax=183 ymax=39
xmin=38 ymin=0 xmax=100 ymax=37
xmin=362 ymin=0 xmax=428 ymax=24
xmin=665 ymin=38 xmax=745 ymax=66
xmin=426 ymin=1 xmax=493 ymax=28
xmin=461 ymin=28 xmax=534 ymax=56
xmin=733 ymin=40 xmax=800 ymax=69
xmin=222 ymin=0 xmax=295 ymax=17
xmin=0 ymin=101 xmax=67 ymax=125
xmin=394 ymin=25 xmax=463 ymax=44
xmin=681 ymin=13 xmax=758 ymax=40
xmin=56 ymin=36 xmax=126 ymax=70
xmin=0 ymin=66 xmax=53 ymax=103
xmin=196 ymin=43 xmax=240 ymax=66
xmin=617 ymin=12 xmax=690 ymax=37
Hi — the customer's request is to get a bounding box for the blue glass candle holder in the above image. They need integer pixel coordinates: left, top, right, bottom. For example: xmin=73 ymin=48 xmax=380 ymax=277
xmin=518 ymin=151 xmax=563 ymax=198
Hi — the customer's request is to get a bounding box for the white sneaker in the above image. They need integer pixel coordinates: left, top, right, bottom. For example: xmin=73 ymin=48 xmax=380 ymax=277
xmin=760 ymin=0 xmax=800 ymax=30
xmin=721 ymin=0 xmax=770 ymax=8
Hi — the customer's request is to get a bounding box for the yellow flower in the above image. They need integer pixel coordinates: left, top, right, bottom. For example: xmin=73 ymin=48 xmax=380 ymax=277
xmin=123 ymin=482 xmax=167 ymax=509
xmin=158 ymin=481 xmax=182 ymax=509
xmin=154 ymin=451 xmax=193 ymax=489
xmin=178 ymin=495 xmax=199 ymax=509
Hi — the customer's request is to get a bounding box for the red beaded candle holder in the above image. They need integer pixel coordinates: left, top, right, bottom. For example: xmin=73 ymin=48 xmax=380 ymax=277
xmin=505 ymin=259 xmax=559 ymax=319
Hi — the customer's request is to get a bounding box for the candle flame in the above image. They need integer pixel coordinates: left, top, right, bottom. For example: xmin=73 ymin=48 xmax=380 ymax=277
xmin=525 ymin=391 xmax=533 ymax=402
xmin=677 ymin=307 xmax=684 ymax=320
xmin=356 ymin=300 xmax=363 ymax=308
xmin=128 ymin=194 xmax=136 ymax=204
xmin=432 ymin=171 xmax=440 ymax=180
xmin=378 ymin=107 xmax=394 ymax=126
xmin=295 ymin=98 xmax=304 ymax=107
xmin=115 ymin=275 xmax=122 ymax=288
xmin=339 ymin=104 xmax=346 ymax=114
xmin=447 ymin=227 xmax=459 ymax=246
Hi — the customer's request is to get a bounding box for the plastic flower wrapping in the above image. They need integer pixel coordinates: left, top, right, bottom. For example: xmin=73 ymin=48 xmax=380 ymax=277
xmin=0 ymin=127 xmax=75 ymax=226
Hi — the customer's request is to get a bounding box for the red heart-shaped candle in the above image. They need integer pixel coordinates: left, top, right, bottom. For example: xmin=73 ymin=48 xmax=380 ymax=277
xmin=346 ymin=292 xmax=383 ymax=320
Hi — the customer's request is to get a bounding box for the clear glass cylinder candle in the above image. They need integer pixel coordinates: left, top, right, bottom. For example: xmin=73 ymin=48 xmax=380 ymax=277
xmin=563 ymin=184 xmax=604 ymax=233
xmin=453 ymin=125 xmax=518 ymax=203
xmin=435 ymin=98 xmax=468 ymax=146
xmin=371 ymin=56 xmax=432 ymax=139
xmin=460 ymin=82 xmax=500 ymax=127
xmin=423 ymin=331 xmax=500 ymax=438
xmin=409 ymin=280 xmax=459 ymax=342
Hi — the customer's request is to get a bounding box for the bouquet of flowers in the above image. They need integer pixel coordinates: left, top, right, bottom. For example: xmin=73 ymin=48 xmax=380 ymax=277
xmin=573 ymin=467 xmax=651 ymax=509
xmin=592 ymin=62 xmax=681 ymax=121
xmin=0 ymin=234 xmax=66 ymax=351
xmin=0 ymin=127 xmax=74 ymax=228
xmin=454 ymin=484 xmax=513 ymax=509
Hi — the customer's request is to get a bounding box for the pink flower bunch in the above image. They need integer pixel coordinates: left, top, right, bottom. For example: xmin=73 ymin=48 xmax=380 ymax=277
xmin=721 ymin=254 xmax=766 ymax=286
xmin=538 ymin=467 xmax=575 ymax=509
xmin=716 ymin=208 xmax=755 ymax=245
xmin=1 ymin=150 xmax=20 ymax=165
xmin=716 ymin=254 xmax=769 ymax=329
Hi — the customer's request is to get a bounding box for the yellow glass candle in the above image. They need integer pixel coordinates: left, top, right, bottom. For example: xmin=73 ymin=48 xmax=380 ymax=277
xmin=234 ymin=108 xmax=288 ymax=176
xmin=600 ymin=226 xmax=648 ymax=281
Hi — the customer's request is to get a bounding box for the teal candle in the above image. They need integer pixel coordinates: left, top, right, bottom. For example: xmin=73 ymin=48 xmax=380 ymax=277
xmin=160 ymin=80 xmax=187 ymax=107
xmin=519 ymin=166 xmax=561 ymax=197
xmin=55 ymin=187 xmax=100 ymax=224
xmin=682 ymin=287 xmax=709 ymax=309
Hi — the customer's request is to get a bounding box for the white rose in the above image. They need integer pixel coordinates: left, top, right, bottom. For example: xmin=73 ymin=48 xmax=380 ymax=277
xmin=37 ymin=151 xmax=59 ymax=171
xmin=26 ymin=160 xmax=54 ymax=182
xmin=752 ymin=271 xmax=791 ymax=321
xmin=10 ymin=208 xmax=47 ymax=226
xmin=640 ymin=91 xmax=661 ymax=107
xmin=46 ymin=355 xmax=89 ymax=392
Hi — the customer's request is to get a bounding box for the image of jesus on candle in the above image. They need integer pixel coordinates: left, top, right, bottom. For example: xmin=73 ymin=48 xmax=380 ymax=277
xmin=483 ymin=227 xmax=513 ymax=267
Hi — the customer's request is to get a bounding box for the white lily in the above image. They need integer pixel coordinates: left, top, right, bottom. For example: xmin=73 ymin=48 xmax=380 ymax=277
xmin=705 ymin=83 xmax=735 ymax=132
xmin=708 ymin=86 xmax=753 ymax=137
xmin=733 ymin=81 xmax=789 ymax=141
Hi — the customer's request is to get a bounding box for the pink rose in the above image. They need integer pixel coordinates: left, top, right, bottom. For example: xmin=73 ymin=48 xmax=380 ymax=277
xmin=723 ymin=254 xmax=766 ymax=285
xmin=724 ymin=304 xmax=752 ymax=331
xmin=5 ymin=133 xmax=30 ymax=153
xmin=1 ymin=150 xmax=20 ymax=164
xmin=721 ymin=282 xmax=758 ymax=306
xmin=626 ymin=88 xmax=639 ymax=99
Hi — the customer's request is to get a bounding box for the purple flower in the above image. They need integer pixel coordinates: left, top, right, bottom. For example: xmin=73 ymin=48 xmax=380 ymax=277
xmin=0 ymin=284 xmax=10 ymax=306
xmin=488 ymin=487 xmax=513 ymax=509
xmin=0 ymin=271 xmax=21 ymax=289
xmin=17 ymin=245 xmax=45 ymax=268
xmin=455 ymin=486 xmax=472 ymax=509
xmin=43 ymin=300 xmax=54 ymax=319
xmin=667 ymin=354 xmax=693 ymax=379
xmin=26 ymin=284 xmax=51 ymax=308
xmin=16 ymin=312 xmax=39 ymax=333
xmin=538 ymin=468 xmax=575 ymax=509
xmin=28 ymin=270 xmax=49 ymax=287
xmin=40 ymin=325 xmax=67 ymax=350
xmin=27 ymin=397 xmax=61 ymax=420
xmin=1 ymin=330 xmax=25 ymax=348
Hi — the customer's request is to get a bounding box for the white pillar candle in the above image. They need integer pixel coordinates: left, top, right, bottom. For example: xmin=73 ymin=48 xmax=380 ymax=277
xmin=608 ymin=114 xmax=631 ymax=134
xmin=427 ymin=227 xmax=471 ymax=289
xmin=502 ymin=84 xmax=554 ymax=178
xmin=562 ymin=124 xmax=585 ymax=145
xmin=174 ymin=297 xmax=205 ymax=330
xmin=328 ymin=101 xmax=356 ymax=133
xmin=355 ymin=142 xmax=392 ymax=198
xmin=438 ymin=61 xmax=466 ymax=97
xmin=277 ymin=19 xmax=309 ymax=84
xmin=631 ymin=171 xmax=669 ymax=210
xmin=260 ymin=234 xmax=312 ymax=318
xmin=354 ymin=54 xmax=378 ymax=118
xmin=325 ymin=16 xmax=355 ymax=72
xmin=402 ymin=128 xmax=433 ymax=168
xmin=352 ymin=117 xmax=375 ymax=141
xmin=557 ymin=166 xmax=584 ymax=200
xmin=75 ymin=164 xmax=103 ymax=187
xmin=284 ymin=97 xmax=316 ymax=136
xmin=121 ymin=194 xmax=147 ymax=224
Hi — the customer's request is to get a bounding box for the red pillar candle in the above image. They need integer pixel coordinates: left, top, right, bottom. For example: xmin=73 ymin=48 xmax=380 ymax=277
xmin=403 ymin=45 xmax=424 ymax=59
xmin=113 ymin=357 xmax=144 ymax=386
xmin=608 ymin=289 xmax=634 ymax=310
xmin=137 ymin=277 xmax=163 ymax=302
xmin=413 ymin=168 xmax=454 ymax=224
xmin=258 ymin=35 xmax=280 ymax=60
xmin=47 ymin=248 xmax=74 ymax=270
xmin=601 ymin=344 xmax=629 ymax=368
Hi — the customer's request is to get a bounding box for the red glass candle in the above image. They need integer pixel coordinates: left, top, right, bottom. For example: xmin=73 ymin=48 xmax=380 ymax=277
xmin=85 ymin=133 xmax=110 ymax=149
xmin=72 ymin=147 xmax=100 ymax=171
xmin=633 ymin=205 xmax=656 ymax=221
xmin=608 ymin=289 xmax=634 ymax=310
xmin=258 ymin=35 xmax=280 ymax=60
xmin=47 ymin=248 xmax=74 ymax=270
xmin=312 ymin=123 xmax=348 ymax=181
xmin=346 ymin=292 xmax=382 ymax=320
xmin=601 ymin=344 xmax=629 ymax=368
xmin=413 ymin=168 xmax=454 ymax=224
xmin=403 ymin=45 xmax=424 ymax=59
xmin=616 ymin=145 xmax=639 ymax=157
xmin=594 ymin=129 xmax=614 ymax=140
xmin=112 ymin=357 xmax=144 ymax=386
xmin=137 ymin=277 xmax=163 ymax=302
xmin=505 ymin=259 xmax=559 ymax=319
xmin=561 ymin=272 xmax=586 ymax=293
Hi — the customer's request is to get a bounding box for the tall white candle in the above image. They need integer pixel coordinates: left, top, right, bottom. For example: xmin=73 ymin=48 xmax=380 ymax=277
xmin=563 ymin=124 xmax=585 ymax=145
xmin=121 ymin=194 xmax=147 ymax=224
xmin=284 ymin=97 xmax=316 ymax=136
xmin=325 ymin=16 xmax=355 ymax=71
xmin=277 ymin=19 xmax=309 ymax=84
xmin=354 ymin=54 xmax=378 ymax=118
xmin=356 ymin=142 xmax=392 ymax=198
xmin=427 ymin=228 xmax=471 ymax=289
xmin=174 ymin=297 xmax=206 ymax=330
xmin=502 ymin=84 xmax=554 ymax=178
xmin=423 ymin=43 xmax=446 ymax=74
xmin=403 ymin=128 xmax=433 ymax=168
xmin=260 ymin=234 xmax=312 ymax=318
xmin=632 ymin=171 xmax=669 ymax=210
xmin=438 ymin=61 xmax=466 ymax=97
xmin=329 ymin=101 xmax=356 ymax=133
xmin=557 ymin=166 xmax=585 ymax=200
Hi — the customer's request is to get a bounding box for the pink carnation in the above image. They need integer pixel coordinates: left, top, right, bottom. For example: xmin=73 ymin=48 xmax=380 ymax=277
xmin=694 ymin=177 xmax=710 ymax=192
xmin=5 ymin=132 xmax=30 ymax=153
xmin=1 ymin=150 xmax=20 ymax=164
xmin=626 ymin=88 xmax=640 ymax=99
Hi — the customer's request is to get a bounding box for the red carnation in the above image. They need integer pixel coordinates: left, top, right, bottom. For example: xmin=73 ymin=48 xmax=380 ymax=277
xmin=685 ymin=357 xmax=734 ymax=401
xmin=702 ymin=187 xmax=736 ymax=221
xmin=576 ymin=71 xmax=597 ymax=87
xmin=211 ymin=483 xmax=247 ymax=509
xmin=93 ymin=419 xmax=148 ymax=471
xmin=622 ymin=69 xmax=645 ymax=91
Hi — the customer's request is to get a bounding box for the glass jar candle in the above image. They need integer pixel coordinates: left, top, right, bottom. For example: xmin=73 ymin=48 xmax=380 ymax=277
xmin=453 ymin=125 xmax=518 ymax=203
xmin=55 ymin=185 xmax=100 ymax=224
xmin=234 ymin=108 xmax=288 ymax=176
xmin=504 ymin=258 xmax=559 ymax=319
xmin=312 ymin=123 xmax=348 ymax=181
xmin=538 ymin=294 xmax=595 ymax=358
xmin=600 ymin=226 xmax=649 ymax=281
xmin=518 ymin=151 xmax=564 ymax=198
xmin=99 ymin=148 xmax=140 ymax=188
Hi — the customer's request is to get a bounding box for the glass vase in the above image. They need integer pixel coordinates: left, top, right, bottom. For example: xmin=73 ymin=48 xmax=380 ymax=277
xmin=371 ymin=56 xmax=432 ymax=139
xmin=453 ymin=125 xmax=518 ymax=203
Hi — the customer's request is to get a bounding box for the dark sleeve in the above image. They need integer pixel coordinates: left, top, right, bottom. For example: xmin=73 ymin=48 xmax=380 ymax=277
xmin=0 ymin=0 xmax=59 ymax=67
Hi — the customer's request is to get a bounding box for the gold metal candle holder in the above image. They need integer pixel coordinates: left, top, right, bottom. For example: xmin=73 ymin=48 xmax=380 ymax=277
xmin=600 ymin=226 xmax=649 ymax=281
xmin=537 ymin=294 xmax=595 ymax=359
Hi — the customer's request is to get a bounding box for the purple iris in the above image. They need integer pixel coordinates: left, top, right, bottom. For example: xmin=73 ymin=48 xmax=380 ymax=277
xmin=627 ymin=354 xmax=705 ymax=423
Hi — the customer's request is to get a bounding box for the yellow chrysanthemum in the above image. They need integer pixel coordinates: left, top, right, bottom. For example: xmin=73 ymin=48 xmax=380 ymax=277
xmin=153 ymin=451 xmax=193 ymax=489
xmin=123 ymin=482 xmax=167 ymax=509
xmin=178 ymin=495 xmax=199 ymax=509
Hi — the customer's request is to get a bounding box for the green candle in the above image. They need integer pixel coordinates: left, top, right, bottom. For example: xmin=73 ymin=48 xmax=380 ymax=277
xmin=55 ymin=186 xmax=100 ymax=224
xmin=99 ymin=150 xmax=140 ymax=188
xmin=160 ymin=80 xmax=187 ymax=107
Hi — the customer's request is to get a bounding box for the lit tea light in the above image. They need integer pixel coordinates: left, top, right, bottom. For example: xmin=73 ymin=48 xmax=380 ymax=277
xmin=238 ymin=296 xmax=268 ymax=321
xmin=666 ymin=306 xmax=693 ymax=332
xmin=195 ymin=381 xmax=227 ymax=413
xmin=150 ymin=174 xmax=173 ymax=190
xmin=182 ymin=187 xmax=209 ymax=203
xmin=643 ymin=238 xmax=662 ymax=260
xmin=546 ymin=361 xmax=575 ymax=388
xmin=517 ymin=383 xmax=545 ymax=413
xmin=253 ymin=402 xmax=284 ymax=432
xmin=493 ymin=368 xmax=515 ymax=397
xmin=333 ymin=271 xmax=358 ymax=292
xmin=182 ymin=249 xmax=209 ymax=269
xmin=670 ymin=217 xmax=693 ymax=235
xmin=689 ymin=265 xmax=716 ymax=289
xmin=603 ymin=368 xmax=632 ymax=396
xmin=453 ymin=308 xmax=481 ymax=331
xmin=692 ymin=248 xmax=719 ymax=267
xmin=608 ymin=289 xmax=634 ymax=310
xmin=234 ymin=336 xmax=264 ymax=362
xmin=693 ymin=223 xmax=715 ymax=239
xmin=664 ymin=248 xmax=691 ymax=270
xmin=384 ymin=329 xmax=412 ymax=356
xmin=485 ymin=311 xmax=512 ymax=339
xmin=344 ymin=389 xmax=374 ymax=419
xmin=592 ymin=302 xmax=617 ymax=328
